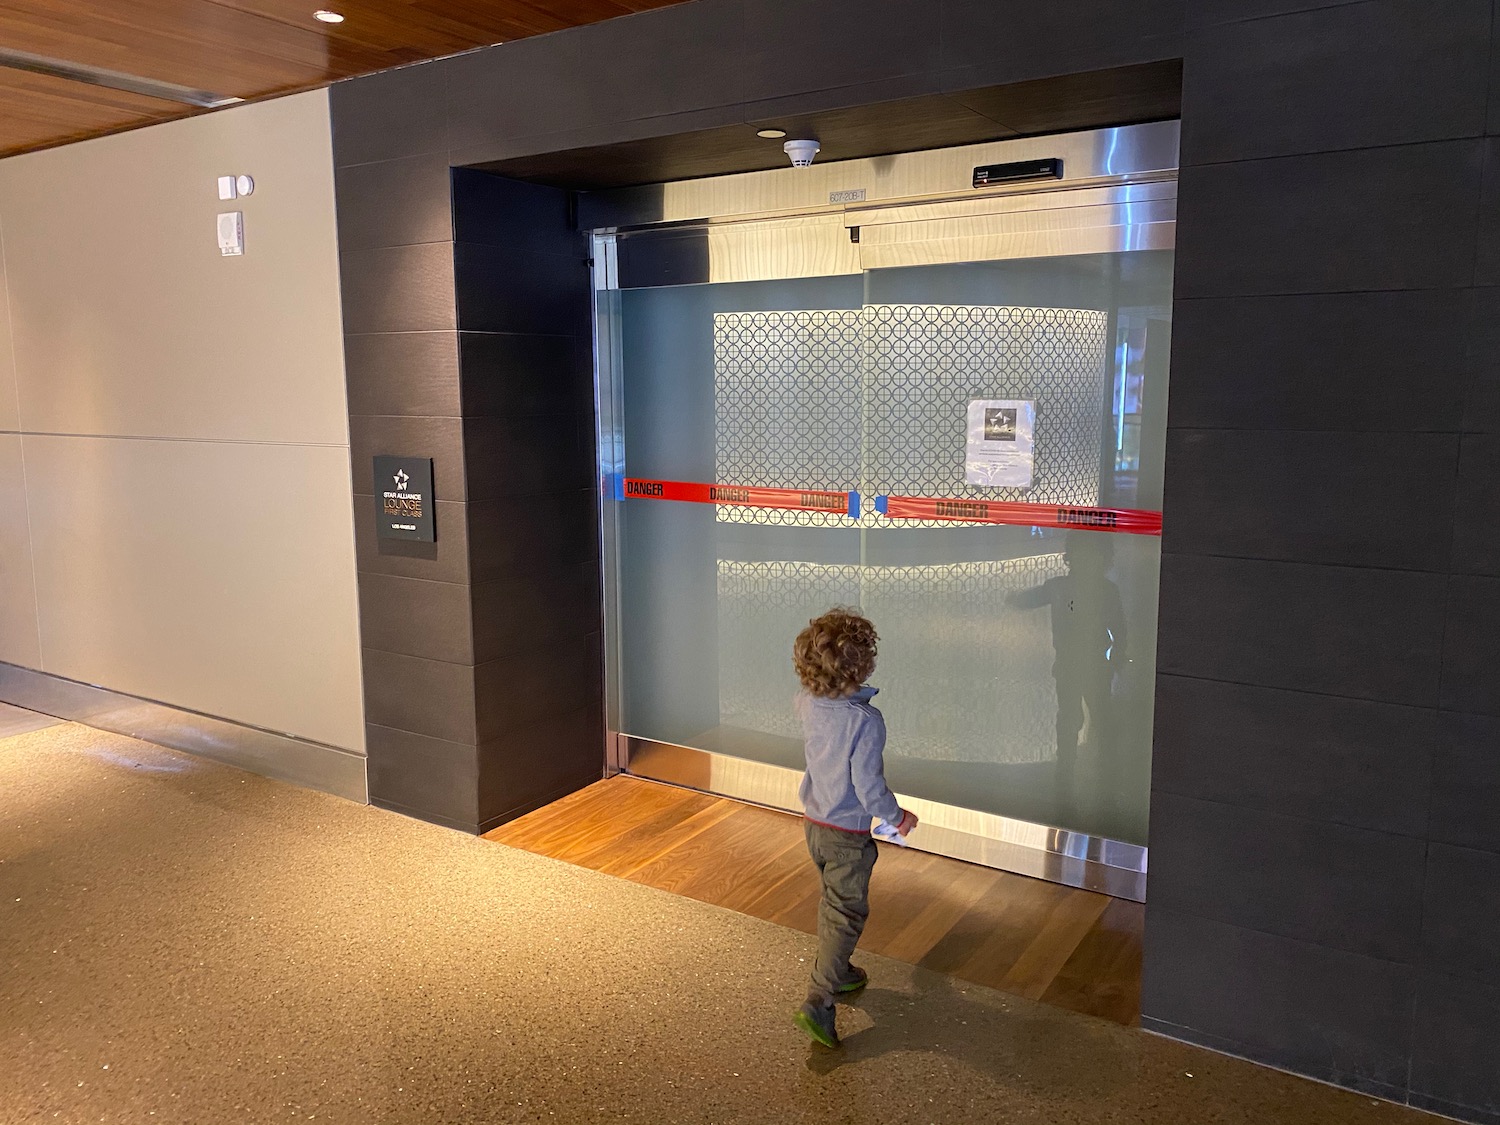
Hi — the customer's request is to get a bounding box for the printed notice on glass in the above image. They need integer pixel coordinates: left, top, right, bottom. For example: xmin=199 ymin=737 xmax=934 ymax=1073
xmin=965 ymin=399 xmax=1035 ymax=488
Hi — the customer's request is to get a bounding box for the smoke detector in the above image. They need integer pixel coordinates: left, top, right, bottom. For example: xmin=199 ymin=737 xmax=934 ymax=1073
xmin=783 ymin=139 xmax=820 ymax=167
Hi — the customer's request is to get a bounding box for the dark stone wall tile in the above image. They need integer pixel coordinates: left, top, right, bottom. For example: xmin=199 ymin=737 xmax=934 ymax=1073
xmin=477 ymin=703 xmax=604 ymax=828
xmin=349 ymin=415 xmax=466 ymax=503
xmin=459 ymin=333 xmax=590 ymax=419
xmin=1480 ymin=137 xmax=1500 ymax=285
xmin=947 ymin=61 xmax=1182 ymax=136
xmin=339 ymin=243 xmax=457 ymax=335
xmin=1422 ymin=844 xmax=1500 ymax=987
xmin=355 ymin=498 xmax=470 ymax=585
xmin=366 ymin=723 xmax=478 ymax=829
xmin=1430 ymin=712 xmax=1500 ymax=853
xmin=575 ymin=414 xmax=597 ymax=471
xmin=1152 ymin=675 xmax=1437 ymax=836
xmin=1442 ymin=575 xmax=1500 ymax=715
xmin=1455 ymin=435 xmax=1500 ymax=575
xmin=361 ymin=648 xmax=477 ymax=745
xmin=334 ymin=153 xmax=452 ymax=252
xmin=454 ymin=241 xmax=591 ymax=336
xmin=329 ymin=61 xmax=448 ymax=167
xmin=1181 ymin=0 xmax=1491 ymax=166
xmin=1149 ymin=793 xmax=1427 ymax=960
xmin=1142 ymin=907 xmax=1415 ymax=1096
xmin=451 ymin=169 xmax=583 ymax=255
xmin=471 ymin=560 xmax=599 ymax=666
xmin=743 ymin=75 xmax=976 ymax=144
xmin=450 ymin=103 xmax=749 ymax=176
xmin=1157 ymin=556 xmax=1448 ymax=705
xmin=1491 ymin=8 xmax=1500 ymax=136
xmin=464 ymin=414 xmax=594 ymax=501
xmin=742 ymin=0 xmax=937 ymax=104
xmin=1186 ymin=0 xmax=1365 ymax=27
xmin=1411 ymin=972 xmax=1500 ymax=1122
xmin=357 ymin=572 xmax=474 ymax=665
xmin=444 ymin=33 xmax=592 ymax=154
xmin=1469 ymin=287 xmax=1500 ymax=432
xmin=1167 ymin=292 xmax=1468 ymax=432
xmin=1163 ymin=430 xmax=1458 ymax=571
xmin=1175 ymin=140 xmax=1485 ymax=298
xmin=940 ymin=0 xmax=1184 ymax=90
xmin=580 ymin=0 xmax=746 ymax=120
xmin=344 ymin=332 xmax=461 ymax=419
xmin=467 ymin=490 xmax=599 ymax=585
xmin=473 ymin=631 xmax=602 ymax=744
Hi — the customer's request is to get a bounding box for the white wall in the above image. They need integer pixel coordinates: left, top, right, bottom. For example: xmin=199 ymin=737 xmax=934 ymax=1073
xmin=0 ymin=90 xmax=365 ymax=753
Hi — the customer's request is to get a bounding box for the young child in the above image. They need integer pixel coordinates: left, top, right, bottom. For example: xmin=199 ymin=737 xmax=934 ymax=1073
xmin=791 ymin=608 xmax=917 ymax=1049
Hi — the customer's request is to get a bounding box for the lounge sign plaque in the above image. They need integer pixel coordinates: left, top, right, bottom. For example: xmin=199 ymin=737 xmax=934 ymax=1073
xmin=374 ymin=456 xmax=435 ymax=542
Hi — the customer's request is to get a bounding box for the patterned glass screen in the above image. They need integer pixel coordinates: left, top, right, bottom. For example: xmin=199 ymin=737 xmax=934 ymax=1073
xmin=713 ymin=305 xmax=1108 ymax=526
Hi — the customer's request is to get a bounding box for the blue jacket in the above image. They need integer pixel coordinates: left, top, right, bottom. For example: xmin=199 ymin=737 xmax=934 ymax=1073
xmin=797 ymin=686 xmax=903 ymax=833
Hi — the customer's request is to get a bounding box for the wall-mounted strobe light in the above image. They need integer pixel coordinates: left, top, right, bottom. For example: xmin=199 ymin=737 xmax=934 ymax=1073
xmin=314 ymin=10 xmax=345 ymax=23
xmin=217 ymin=175 xmax=255 ymax=200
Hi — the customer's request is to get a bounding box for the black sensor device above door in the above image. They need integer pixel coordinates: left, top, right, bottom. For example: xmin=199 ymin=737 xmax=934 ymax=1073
xmin=973 ymin=158 xmax=1063 ymax=188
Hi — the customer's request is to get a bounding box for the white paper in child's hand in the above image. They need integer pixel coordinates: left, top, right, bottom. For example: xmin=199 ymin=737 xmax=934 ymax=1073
xmin=872 ymin=819 xmax=909 ymax=846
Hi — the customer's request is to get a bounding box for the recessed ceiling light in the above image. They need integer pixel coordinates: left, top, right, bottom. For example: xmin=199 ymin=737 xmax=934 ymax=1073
xmin=314 ymin=10 xmax=345 ymax=23
xmin=757 ymin=128 xmax=787 ymax=140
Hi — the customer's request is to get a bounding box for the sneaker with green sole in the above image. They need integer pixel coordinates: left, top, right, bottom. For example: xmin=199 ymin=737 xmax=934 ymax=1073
xmin=833 ymin=966 xmax=868 ymax=994
xmin=794 ymin=1002 xmax=840 ymax=1049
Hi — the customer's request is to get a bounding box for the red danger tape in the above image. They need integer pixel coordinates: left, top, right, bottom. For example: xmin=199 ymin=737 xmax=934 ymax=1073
xmin=613 ymin=476 xmax=860 ymax=517
xmin=875 ymin=494 xmax=1162 ymax=536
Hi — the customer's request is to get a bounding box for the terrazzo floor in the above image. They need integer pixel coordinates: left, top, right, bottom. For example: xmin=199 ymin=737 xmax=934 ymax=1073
xmin=1 ymin=720 xmax=1445 ymax=1125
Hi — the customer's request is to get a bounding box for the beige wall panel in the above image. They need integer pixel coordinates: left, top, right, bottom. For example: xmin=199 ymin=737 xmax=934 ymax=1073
xmin=0 ymin=212 xmax=18 ymax=433
xmin=0 ymin=435 xmax=40 ymax=668
xmin=26 ymin=435 xmax=365 ymax=753
xmin=0 ymin=90 xmax=347 ymax=446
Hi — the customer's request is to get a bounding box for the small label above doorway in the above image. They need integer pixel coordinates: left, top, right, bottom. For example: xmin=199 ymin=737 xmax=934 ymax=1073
xmin=829 ymin=188 xmax=866 ymax=204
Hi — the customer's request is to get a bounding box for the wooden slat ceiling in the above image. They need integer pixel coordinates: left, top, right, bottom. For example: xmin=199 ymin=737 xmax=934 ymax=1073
xmin=0 ymin=0 xmax=687 ymax=158
xmin=0 ymin=65 xmax=184 ymax=153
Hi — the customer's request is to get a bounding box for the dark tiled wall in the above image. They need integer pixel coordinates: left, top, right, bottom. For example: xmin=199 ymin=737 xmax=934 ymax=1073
xmin=336 ymin=144 xmax=478 ymax=832
xmin=451 ymin=168 xmax=602 ymax=830
xmin=335 ymin=147 xmax=601 ymax=833
xmin=1144 ymin=2 xmax=1500 ymax=1122
xmin=328 ymin=0 xmax=1499 ymax=1119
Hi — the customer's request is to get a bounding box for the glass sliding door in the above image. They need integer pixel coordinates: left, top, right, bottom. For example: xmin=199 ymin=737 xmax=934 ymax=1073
xmin=591 ymin=125 xmax=1178 ymax=887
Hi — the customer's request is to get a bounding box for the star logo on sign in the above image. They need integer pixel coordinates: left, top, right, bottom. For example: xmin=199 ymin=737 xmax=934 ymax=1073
xmin=393 ymin=469 xmax=410 ymax=491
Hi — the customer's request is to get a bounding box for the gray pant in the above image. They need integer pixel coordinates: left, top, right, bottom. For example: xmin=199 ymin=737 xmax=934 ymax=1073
xmin=804 ymin=821 xmax=878 ymax=1008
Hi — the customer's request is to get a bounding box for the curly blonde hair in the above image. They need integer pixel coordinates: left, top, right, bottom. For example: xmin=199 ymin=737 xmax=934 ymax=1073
xmin=793 ymin=608 xmax=878 ymax=698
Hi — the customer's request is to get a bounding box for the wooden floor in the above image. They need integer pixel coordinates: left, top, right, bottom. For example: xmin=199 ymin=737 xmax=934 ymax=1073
xmin=484 ymin=776 xmax=1143 ymax=1026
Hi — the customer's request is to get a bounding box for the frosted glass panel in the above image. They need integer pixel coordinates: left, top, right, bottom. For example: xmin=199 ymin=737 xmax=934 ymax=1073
xmin=614 ymin=251 xmax=1171 ymax=844
xmin=717 ymin=556 xmax=1064 ymax=759
xmin=710 ymin=303 xmax=1109 ymax=527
